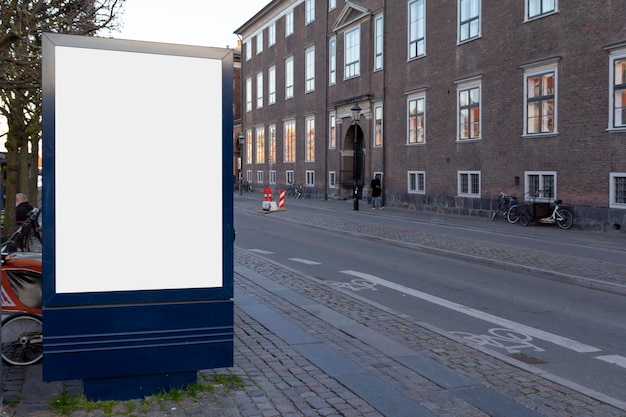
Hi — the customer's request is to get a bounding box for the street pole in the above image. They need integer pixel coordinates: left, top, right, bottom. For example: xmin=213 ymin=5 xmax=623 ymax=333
xmin=351 ymin=102 xmax=361 ymax=211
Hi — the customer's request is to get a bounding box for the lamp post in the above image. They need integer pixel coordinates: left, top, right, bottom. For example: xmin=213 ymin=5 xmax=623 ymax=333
xmin=237 ymin=133 xmax=245 ymax=195
xmin=351 ymin=102 xmax=361 ymax=211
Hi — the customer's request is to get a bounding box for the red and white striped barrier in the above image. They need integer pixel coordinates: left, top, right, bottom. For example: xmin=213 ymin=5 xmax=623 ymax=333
xmin=262 ymin=187 xmax=278 ymax=211
xmin=279 ymin=190 xmax=285 ymax=209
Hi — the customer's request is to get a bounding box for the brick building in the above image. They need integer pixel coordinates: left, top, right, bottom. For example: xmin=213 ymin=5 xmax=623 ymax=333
xmin=235 ymin=0 xmax=626 ymax=231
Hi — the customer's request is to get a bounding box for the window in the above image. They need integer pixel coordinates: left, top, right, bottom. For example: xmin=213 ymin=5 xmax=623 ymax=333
xmin=246 ymin=170 xmax=252 ymax=183
xmin=245 ymin=39 xmax=251 ymax=61
xmin=329 ymin=37 xmax=337 ymax=85
xmin=269 ymin=170 xmax=276 ymax=185
xmin=408 ymin=94 xmax=425 ymax=144
xmin=285 ymin=56 xmax=294 ymax=99
xmin=345 ymin=27 xmax=360 ymax=78
xmin=305 ymin=116 xmax=315 ymax=162
xmin=374 ymin=104 xmax=383 ymax=146
xmin=305 ymin=0 xmax=315 ymax=24
xmin=268 ymin=65 xmax=276 ymax=105
xmin=408 ymin=171 xmax=425 ymax=194
xmin=255 ymin=127 xmax=265 ymax=164
xmin=268 ymin=22 xmax=276 ymax=46
xmin=458 ymin=171 xmax=481 ymax=197
xmin=374 ymin=14 xmax=383 ymax=70
xmin=409 ymin=0 xmax=425 ymax=59
xmin=525 ymin=68 xmax=556 ymax=135
xmin=284 ymin=120 xmax=296 ymax=162
xmin=285 ymin=10 xmax=294 ymax=36
xmin=245 ymin=77 xmax=252 ymax=112
xmin=306 ymin=170 xmax=315 ymax=186
xmin=329 ymin=171 xmax=336 ymax=188
xmin=305 ymin=46 xmax=315 ymax=92
xmin=329 ymin=113 xmax=336 ymax=149
xmin=610 ymin=50 xmax=626 ymax=129
xmin=610 ymin=173 xmax=626 ymax=208
xmin=246 ymin=130 xmax=253 ymax=164
xmin=257 ymin=170 xmax=264 ymax=184
xmin=256 ymin=71 xmax=264 ymax=109
xmin=329 ymin=0 xmax=336 ymax=11
xmin=458 ymin=0 xmax=480 ymax=43
xmin=457 ymin=78 xmax=481 ymax=140
xmin=286 ymin=170 xmax=294 ymax=185
xmin=269 ymin=124 xmax=276 ymax=164
xmin=526 ymin=0 xmax=557 ymax=20
xmin=525 ymin=171 xmax=555 ymax=201
xmin=256 ymin=32 xmax=263 ymax=54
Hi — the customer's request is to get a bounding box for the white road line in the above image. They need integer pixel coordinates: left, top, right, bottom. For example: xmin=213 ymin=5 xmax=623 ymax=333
xmin=595 ymin=355 xmax=626 ymax=368
xmin=289 ymin=258 xmax=321 ymax=265
xmin=340 ymin=270 xmax=601 ymax=354
xmin=249 ymin=249 xmax=274 ymax=255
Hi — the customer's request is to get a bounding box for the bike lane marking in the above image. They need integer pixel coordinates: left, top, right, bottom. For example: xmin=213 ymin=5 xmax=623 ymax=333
xmin=595 ymin=355 xmax=626 ymax=369
xmin=340 ymin=270 xmax=601 ymax=354
xmin=288 ymin=258 xmax=321 ymax=265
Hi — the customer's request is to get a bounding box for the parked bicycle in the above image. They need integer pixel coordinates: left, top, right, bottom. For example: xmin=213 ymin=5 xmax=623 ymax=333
xmin=2 ymin=207 xmax=42 ymax=253
xmin=491 ymin=192 xmax=519 ymax=224
xmin=240 ymin=179 xmax=254 ymax=193
xmin=286 ymin=182 xmax=303 ymax=199
xmin=518 ymin=193 xmax=573 ymax=229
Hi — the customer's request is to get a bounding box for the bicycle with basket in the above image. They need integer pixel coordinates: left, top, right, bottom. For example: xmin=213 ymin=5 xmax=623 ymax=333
xmin=1 ymin=207 xmax=43 ymax=366
xmin=516 ymin=190 xmax=574 ymax=230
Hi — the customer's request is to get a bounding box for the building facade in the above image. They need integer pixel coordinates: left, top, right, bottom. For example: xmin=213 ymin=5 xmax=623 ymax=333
xmin=235 ymin=0 xmax=626 ymax=231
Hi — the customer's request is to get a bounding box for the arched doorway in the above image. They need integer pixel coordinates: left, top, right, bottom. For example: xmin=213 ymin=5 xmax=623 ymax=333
xmin=344 ymin=123 xmax=364 ymax=198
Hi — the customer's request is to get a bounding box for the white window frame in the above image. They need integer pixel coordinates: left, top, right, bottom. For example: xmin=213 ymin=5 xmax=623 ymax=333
xmin=373 ymin=103 xmax=383 ymax=147
xmin=286 ymin=170 xmax=295 ymax=185
xmin=305 ymin=116 xmax=315 ymax=162
xmin=246 ymin=130 xmax=253 ymax=164
xmin=306 ymin=170 xmax=315 ymax=187
xmin=305 ymin=0 xmax=315 ymax=24
xmin=329 ymin=0 xmax=336 ymax=11
xmin=245 ymin=77 xmax=252 ymax=112
xmin=255 ymin=127 xmax=265 ymax=164
xmin=408 ymin=0 xmax=425 ymax=60
xmin=268 ymin=22 xmax=276 ymax=46
xmin=525 ymin=171 xmax=556 ymax=201
xmin=458 ymin=170 xmax=481 ymax=197
xmin=609 ymin=47 xmax=626 ymax=130
xmin=329 ymin=37 xmax=337 ymax=85
xmin=268 ymin=65 xmax=276 ymax=105
xmin=256 ymin=71 xmax=264 ymax=109
xmin=269 ymin=170 xmax=277 ymax=185
xmin=329 ymin=113 xmax=336 ymax=149
xmin=257 ymin=170 xmax=264 ymax=184
xmin=407 ymin=92 xmax=425 ymax=144
xmin=305 ymin=46 xmax=315 ymax=93
xmin=269 ymin=124 xmax=276 ymax=164
xmin=408 ymin=171 xmax=426 ymax=194
xmin=374 ymin=14 xmax=383 ymax=70
xmin=285 ymin=9 xmax=294 ymax=36
xmin=344 ymin=26 xmax=360 ymax=79
xmin=329 ymin=171 xmax=336 ymax=188
xmin=522 ymin=59 xmax=558 ymax=136
xmin=284 ymin=119 xmax=296 ymax=163
xmin=256 ymin=32 xmax=263 ymax=55
xmin=525 ymin=0 xmax=557 ymax=21
xmin=246 ymin=169 xmax=252 ymax=183
xmin=456 ymin=77 xmax=482 ymax=141
xmin=245 ymin=39 xmax=252 ymax=61
xmin=610 ymin=173 xmax=626 ymax=209
xmin=458 ymin=0 xmax=481 ymax=43
xmin=285 ymin=56 xmax=294 ymax=99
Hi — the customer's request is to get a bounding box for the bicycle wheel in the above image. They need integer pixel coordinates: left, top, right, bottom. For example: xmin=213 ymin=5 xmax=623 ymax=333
xmin=2 ymin=313 xmax=43 ymax=366
xmin=23 ymin=230 xmax=42 ymax=252
xmin=518 ymin=210 xmax=531 ymax=227
xmin=506 ymin=205 xmax=520 ymax=224
xmin=556 ymin=208 xmax=573 ymax=230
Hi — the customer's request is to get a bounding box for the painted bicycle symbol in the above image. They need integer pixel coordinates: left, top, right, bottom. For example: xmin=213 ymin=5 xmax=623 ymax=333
xmin=449 ymin=328 xmax=545 ymax=354
xmin=327 ymin=279 xmax=378 ymax=292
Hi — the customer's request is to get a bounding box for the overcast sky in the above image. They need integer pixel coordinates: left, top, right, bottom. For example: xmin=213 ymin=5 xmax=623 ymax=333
xmin=114 ymin=0 xmax=267 ymax=48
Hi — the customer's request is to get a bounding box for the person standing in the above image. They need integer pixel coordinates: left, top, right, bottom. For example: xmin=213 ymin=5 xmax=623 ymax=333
xmin=371 ymin=177 xmax=383 ymax=210
xmin=15 ymin=193 xmax=34 ymax=225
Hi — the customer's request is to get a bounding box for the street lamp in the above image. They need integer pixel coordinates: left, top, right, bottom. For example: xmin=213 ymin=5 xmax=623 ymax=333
xmin=237 ymin=133 xmax=245 ymax=195
xmin=351 ymin=102 xmax=361 ymax=210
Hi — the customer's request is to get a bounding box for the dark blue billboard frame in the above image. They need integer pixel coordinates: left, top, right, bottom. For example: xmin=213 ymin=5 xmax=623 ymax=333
xmin=41 ymin=33 xmax=234 ymax=400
